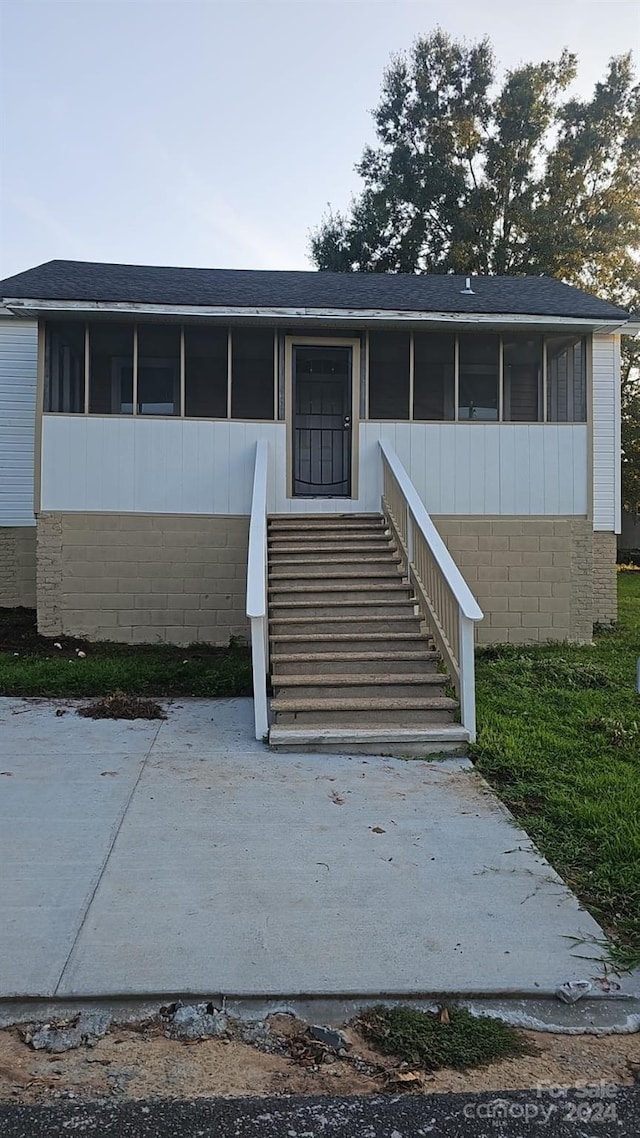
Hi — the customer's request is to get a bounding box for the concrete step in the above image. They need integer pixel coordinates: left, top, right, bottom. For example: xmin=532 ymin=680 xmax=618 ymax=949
xmin=268 ymin=723 xmax=469 ymax=756
xmin=268 ymin=529 xmax=388 ymax=543
xmin=269 ymin=514 xmax=384 ymax=528
xmin=269 ymin=554 xmax=402 ymax=568
xmin=270 ymin=633 xmax=426 ymax=656
xmin=269 ymin=567 xmax=401 ymax=582
xmin=273 ymin=675 xmax=448 ymax=700
xmin=269 ymin=584 xmax=413 ymax=604
xmin=270 ymin=617 xmax=423 ymax=635
xmin=272 ymin=696 xmax=458 ymax=726
xmin=269 ymin=600 xmax=418 ymax=618
xmin=268 ymin=540 xmax=395 ymax=553
xmin=271 ymin=651 xmax=439 ymax=675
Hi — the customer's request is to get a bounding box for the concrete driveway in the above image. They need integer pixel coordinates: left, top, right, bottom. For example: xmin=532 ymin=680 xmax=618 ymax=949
xmin=0 ymin=697 xmax=609 ymax=1003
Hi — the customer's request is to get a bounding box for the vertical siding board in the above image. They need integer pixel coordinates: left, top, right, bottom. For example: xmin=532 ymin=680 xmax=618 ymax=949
xmin=528 ymin=427 xmax=545 ymax=514
xmin=499 ymin=427 xmax=517 ymax=514
xmin=0 ymin=318 xmax=38 ymax=525
xmin=592 ymin=334 xmax=617 ymax=531
xmin=467 ymin=427 xmax=486 ymax=514
xmin=484 ymin=424 xmax=501 ymax=513
xmin=557 ymin=426 xmax=576 ymax=514
xmin=543 ymin=426 xmax=561 ymax=514
xmin=513 ymin=427 xmax=531 ymax=514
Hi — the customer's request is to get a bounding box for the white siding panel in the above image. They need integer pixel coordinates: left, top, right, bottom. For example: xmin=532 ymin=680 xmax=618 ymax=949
xmin=41 ymin=416 xmax=588 ymax=517
xmin=592 ymin=334 xmax=619 ymax=532
xmin=0 ymin=318 xmax=38 ymax=525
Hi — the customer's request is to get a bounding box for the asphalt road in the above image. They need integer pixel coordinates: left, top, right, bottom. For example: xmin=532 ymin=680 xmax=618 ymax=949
xmin=0 ymin=1088 xmax=638 ymax=1137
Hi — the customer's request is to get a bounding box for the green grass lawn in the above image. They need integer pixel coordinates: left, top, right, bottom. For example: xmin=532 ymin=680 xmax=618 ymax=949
xmin=472 ymin=570 xmax=640 ymax=965
xmin=0 ymin=609 xmax=251 ymax=699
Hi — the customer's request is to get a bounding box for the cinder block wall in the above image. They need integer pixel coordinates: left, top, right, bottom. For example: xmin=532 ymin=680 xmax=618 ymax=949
xmin=37 ymin=513 xmax=250 ymax=645
xmin=0 ymin=527 xmax=37 ymax=608
xmin=432 ymin=516 xmax=606 ymax=644
xmin=592 ymin=532 xmax=617 ymax=626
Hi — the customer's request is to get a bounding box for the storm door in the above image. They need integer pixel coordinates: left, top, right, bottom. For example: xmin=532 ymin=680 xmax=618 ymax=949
xmin=292 ymin=345 xmax=352 ymax=496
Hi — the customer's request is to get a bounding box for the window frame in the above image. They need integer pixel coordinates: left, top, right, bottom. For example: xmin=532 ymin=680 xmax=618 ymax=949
xmin=42 ymin=321 xmax=279 ymax=422
xmin=364 ymin=330 xmax=588 ymax=424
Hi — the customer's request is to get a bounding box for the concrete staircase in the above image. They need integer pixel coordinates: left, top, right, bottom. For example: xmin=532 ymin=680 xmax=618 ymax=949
xmin=267 ymin=514 xmax=469 ymax=755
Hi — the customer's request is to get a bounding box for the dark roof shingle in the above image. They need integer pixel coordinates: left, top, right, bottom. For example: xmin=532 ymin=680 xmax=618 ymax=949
xmin=0 ymin=259 xmax=631 ymax=320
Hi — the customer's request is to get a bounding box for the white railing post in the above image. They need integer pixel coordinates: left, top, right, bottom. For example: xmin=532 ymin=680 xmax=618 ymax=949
xmin=246 ymin=440 xmax=270 ymax=741
xmin=458 ymin=615 xmax=477 ymax=742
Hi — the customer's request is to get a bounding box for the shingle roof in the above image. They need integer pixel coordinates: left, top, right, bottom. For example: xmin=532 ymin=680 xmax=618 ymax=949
xmin=0 ymin=259 xmax=631 ymax=321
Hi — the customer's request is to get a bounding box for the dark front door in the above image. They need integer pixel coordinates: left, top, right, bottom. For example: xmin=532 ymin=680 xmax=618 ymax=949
xmin=292 ymin=345 xmax=352 ymax=497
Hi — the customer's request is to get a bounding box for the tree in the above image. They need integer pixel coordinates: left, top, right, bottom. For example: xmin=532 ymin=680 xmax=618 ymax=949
xmin=310 ymin=30 xmax=640 ymax=285
xmin=310 ymin=30 xmax=640 ymax=507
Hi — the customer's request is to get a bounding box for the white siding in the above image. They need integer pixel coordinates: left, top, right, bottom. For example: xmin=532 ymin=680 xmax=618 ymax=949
xmin=42 ymin=416 xmax=588 ymax=517
xmin=359 ymin=423 xmax=587 ymax=516
xmin=0 ymin=318 xmax=38 ymax=526
xmin=592 ymin=333 xmax=620 ymax=532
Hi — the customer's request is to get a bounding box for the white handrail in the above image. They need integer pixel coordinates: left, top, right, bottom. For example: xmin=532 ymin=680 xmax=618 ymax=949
xmin=380 ymin=442 xmax=483 ymax=622
xmin=379 ymin=440 xmax=483 ymax=741
xmin=246 ymin=440 xmax=270 ymax=741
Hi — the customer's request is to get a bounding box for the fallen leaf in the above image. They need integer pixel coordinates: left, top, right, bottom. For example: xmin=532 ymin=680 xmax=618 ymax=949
xmin=0 ymin=772 xmax=13 ymax=777
xmin=330 ymin=791 xmax=345 ymax=805
xmin=55 ymin=709 xmax=66 ymax=717
xmin=100 ymin=771 xmax=118 ymax=777
xmin=387 ymin=1070 xmax=426 ymax=1090
xmin=371 ymin=826 xmax=386 ymax=834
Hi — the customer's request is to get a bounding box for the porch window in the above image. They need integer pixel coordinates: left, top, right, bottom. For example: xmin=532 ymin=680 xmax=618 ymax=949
xmin=413 ymin=332 xmax=455 ymax=420
xmin=458 ymin=334 xmax=499 ymax=421
xmin=136 ymin=325 xmax=180 ymax=415
xmin=230 ymin=328 xmax=275 ymax=420
xmin=368 ymin=331 xmax=410 ymax=419
xmin=184 ymin=326 xmax=228 ymax=418
xmin=44 ymin=322 xmax=85 ymax=413
xmin=547 ymin=336 xmax=587 ymax=422
xmin=89 ymin=323 xmax=134 ymax=414
xmin=503 ymin=336 xmax=542 ymax=422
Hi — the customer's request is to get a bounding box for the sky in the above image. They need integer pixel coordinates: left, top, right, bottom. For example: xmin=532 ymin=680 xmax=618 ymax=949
xmin=0 ymin=0 xmax=638 ymax=280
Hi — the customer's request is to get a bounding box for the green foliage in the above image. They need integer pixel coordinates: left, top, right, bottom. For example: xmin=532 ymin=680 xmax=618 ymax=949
xmin=311 ymin=30 xmax=640 ymax=287
xmin=471 ymin=572 xmax=640 ymax=962
xmin=0 ymin=611 xmax=252 ymax=699
xmin=357 ymin=1005 xmax=531 ymax=1071
xmin=477 ymin=649 xmax=611 ymax=689
xmin=311 ymin=27 xmax=640 ymax=574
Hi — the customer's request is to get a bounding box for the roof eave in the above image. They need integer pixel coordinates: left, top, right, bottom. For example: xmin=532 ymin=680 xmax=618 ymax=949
xmin=1 ymin=297 xmax=630 ymax=329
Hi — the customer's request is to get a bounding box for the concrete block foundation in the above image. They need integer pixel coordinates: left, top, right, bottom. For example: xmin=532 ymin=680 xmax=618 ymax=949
xmin=0 ymin=526 xmax=37 ymax=608
xmin=36 ymin=512 xmax=250 ymax=646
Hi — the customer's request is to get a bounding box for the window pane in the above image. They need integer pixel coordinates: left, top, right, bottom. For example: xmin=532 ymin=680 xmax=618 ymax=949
xmin=44 ymin=322 xmax=85 ymax=413
xmin=368 ymin=331 xmax=410 ymax=419
xmin=458 ymin=334 xmax=499 ymax=421
xmin=137 ymin=325 xmax=180 ymax=415
xmin=503 ymin=336 xmax=542 ymax=422
xmin=231 ymin=328 xmax=275 ymax=420
xmin=547 ymin=336 xmax=586 ymax=422
xmin=185 ymin=326 xmax=228 ymax=417
xmin=89 ymin=323 xmax=134 ymax=414
xmin=413 ymin=332 xmax=455 ymax=420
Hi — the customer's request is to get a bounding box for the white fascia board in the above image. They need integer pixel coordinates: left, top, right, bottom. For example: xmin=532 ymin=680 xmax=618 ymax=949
xmin=2 ymin=297 xmax=630 ymax=330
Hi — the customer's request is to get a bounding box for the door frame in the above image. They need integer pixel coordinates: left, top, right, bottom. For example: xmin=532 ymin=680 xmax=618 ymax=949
xmin=285 ymin=335 xmax=361 ymax=500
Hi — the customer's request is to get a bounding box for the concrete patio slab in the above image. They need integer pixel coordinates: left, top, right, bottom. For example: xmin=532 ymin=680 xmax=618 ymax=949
xmin=0 ymin=697 xmax=614 ymax=1008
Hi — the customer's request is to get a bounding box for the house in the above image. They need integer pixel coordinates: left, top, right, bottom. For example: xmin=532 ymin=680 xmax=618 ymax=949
xmin=0 ymin=260 xmax=636 ymax=751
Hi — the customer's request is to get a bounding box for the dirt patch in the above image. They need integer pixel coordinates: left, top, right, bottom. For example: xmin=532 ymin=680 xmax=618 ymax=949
xmin=77 ymin=692 xmax=167 ymax=721
xmin=0 ymin=608 xmax=244 ymax=666
xmin=0 ymin=1014 xmax=639 ymax=1104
